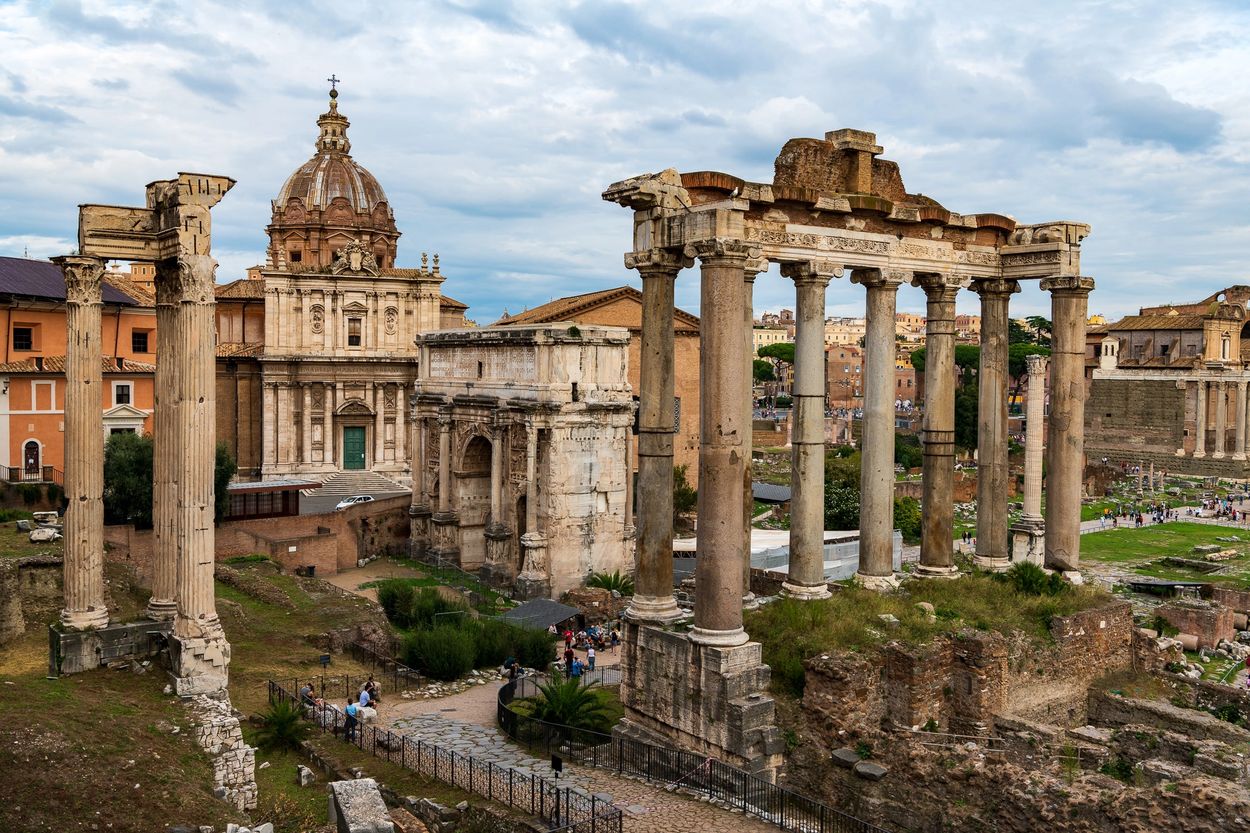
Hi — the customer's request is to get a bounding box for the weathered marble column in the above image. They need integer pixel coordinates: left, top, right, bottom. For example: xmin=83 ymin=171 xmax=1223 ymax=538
xmin=624 ymin=248 xmax=685 ymax=623
xmin=688 ymin=239 xmax=752 ymax=645
xmin=971 ymin=278 xmax=1020 ymax=572
xmin=742 ymin=264 xmax=760 ymax=609
xmin=301 ymin=383 xmax=313 ymax=465
xmin=1043 ymin=276 xmax=1095 ymax=574
xmin=409 ymin=413 xmax=431 ymax=557
xmin=853 ymin=268 xmax=905 ymax=590
xmin=167 ymin=254 xmax=231 ymax=693
xmin=1022 ymin=355 xmax=1047 ymax=520
xmin=437 ymin=415 xmax=452 ymax=514
xmin=781 ymin=261 xmax=837 ymax=599
xmin=1194 ymin=381 xmax=1207 ymax=457
xmin=54 ymin=255 xmax=110 ymax=630
xmin=517 ymin=420 xmax=549 ymax=599
xmin=1236 ymin=382 xmax=1248 ymax=461
xmin=489 ymin=428 xmax=504 ymax=525
xmin=1214 ymin=382 xmax=1228 ymax=458
xmin=914 ymin=273 xmax=961 ymax=578
xmin=148 ymin=271 xmax=179 ymax=621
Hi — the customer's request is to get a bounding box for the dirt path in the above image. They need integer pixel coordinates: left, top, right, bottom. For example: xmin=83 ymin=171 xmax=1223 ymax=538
xmin=321 ymin=560 xmax=426 ymax=602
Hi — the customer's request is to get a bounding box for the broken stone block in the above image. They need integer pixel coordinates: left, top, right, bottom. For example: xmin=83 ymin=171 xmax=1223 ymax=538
xmin=28 ymin=526 xmax=59 ymax=543
xmin=853 ymin=760 xmax=889 ymax=781
xmin=877 ymin=613 xmax=900 ymax=628
xmin=831 ymin=748 xmax=861 ymax=768
xmin=297 ymin=764 xmax=316 ymax=786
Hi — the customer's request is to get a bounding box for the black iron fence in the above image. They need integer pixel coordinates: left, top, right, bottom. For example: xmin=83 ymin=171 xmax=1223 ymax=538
xmin=269 ymin=679 xmax=622 ymax=832
xmin=0 ymin=465 xmax=63 ymax=486
xmin=498 ymin=676 xmax=892 ymax=833
xmin=345 ymin=641 xmax=422 ymax=691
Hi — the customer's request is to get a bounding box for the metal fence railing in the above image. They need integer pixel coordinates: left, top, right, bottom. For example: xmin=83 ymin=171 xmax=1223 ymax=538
xmin=0 ymin=465 xmax=63 ymax=486
xmin=497 ymin=676 xmax=892 ymax=833
xmin=345 ymin=641 xmax=422 ymax=691
xmin=269 ymin=679 xmax=622 ymax=832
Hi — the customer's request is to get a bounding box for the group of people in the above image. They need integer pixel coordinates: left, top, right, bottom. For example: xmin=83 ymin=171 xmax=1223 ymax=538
xmin=298 ymin=676 xmax=380 ymax=742
xmin=551 ymin=622 xmax=619 ymax=680
xmin=1099 ymin=504 xmax=1176 ymax=529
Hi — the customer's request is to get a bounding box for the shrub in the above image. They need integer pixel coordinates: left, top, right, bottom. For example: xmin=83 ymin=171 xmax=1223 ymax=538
xmin=996 ymin=562 xmax=1066 ymax=597
xmin=673 ymin=465 xmax=697 ymax=516
xmin=1212 ymin=703 xmax=1243 ymax=725
xmin=376 ymin=580 xmax=416 ymax=628
xmin=44 ymin=483 xmax=62 ymax=505
xmin=408 ymin=587 xmax=469 ymax=629
xmin=253 ymin=699 xmax=310 ymax=752
xmin=402 ymin=625 xmax=476 ymax=681
xmin=893 ymin=496 xmax=922 ymax=544
xmin=514 ymin=626 xmax=558 ymax=670
xmin=774 ymin=395 xmax=793 ymax=409
xmin=1099 ymin=757 xmax=1136 ymax=783
xmin=587 ymin=570 xmax=634 ymax=595
xmin=0 ymin=508 xmax=33 ymax=523
xmin=470 ymin=618 xmax=514 ymax=668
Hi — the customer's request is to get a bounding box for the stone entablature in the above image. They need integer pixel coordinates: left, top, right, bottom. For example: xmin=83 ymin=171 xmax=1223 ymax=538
xmin=409 ymin=324 xmax=633 ymax=599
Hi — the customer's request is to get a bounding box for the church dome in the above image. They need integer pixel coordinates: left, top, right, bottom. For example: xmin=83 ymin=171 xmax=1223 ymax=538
xmin=267 ymin=87 xmax=400 ymax=271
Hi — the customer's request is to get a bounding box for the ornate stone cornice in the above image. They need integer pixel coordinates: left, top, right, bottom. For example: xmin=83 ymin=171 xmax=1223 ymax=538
xmin=1040 ymin=275 xmax=1095 ymax=295
xmin=683 ymin=238 xmax=759 ymax=265
xmin=52 ymin=255 xmax=105 ymax=306
xmin=970 ymin=277 xmax=1021 ymax=297
xmin=780 ymin=259 xmax=843 ymax=285
xmin=623 ymin=247 xmax=691 ymax=274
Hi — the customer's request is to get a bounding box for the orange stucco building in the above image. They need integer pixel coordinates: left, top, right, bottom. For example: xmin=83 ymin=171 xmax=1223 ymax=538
xmin=0 ymin=257 xmax=156 ymax=480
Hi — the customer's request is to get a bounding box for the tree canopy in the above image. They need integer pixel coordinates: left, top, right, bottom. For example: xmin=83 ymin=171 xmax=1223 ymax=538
xmin=910 ymin=344 xmax=981 ymax=374
xmin=757 ymin=342 xmax=795 ymax=364
xmin=753 ymin=359 xmax=775 ymax=382
xmin=103 ymin=432 xmax=237 ymax=528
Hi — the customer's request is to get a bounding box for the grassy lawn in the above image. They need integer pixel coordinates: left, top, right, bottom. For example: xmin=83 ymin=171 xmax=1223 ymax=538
xmin=747 ymin=575 xmax=1112 ymax=697
xmin=365 ymin=558 xmax=513 ymax=612
xmin=0 ymin=519 xmax=64 ymax=559
xmin=1081 ymin=522 xmax=1250 ymax=586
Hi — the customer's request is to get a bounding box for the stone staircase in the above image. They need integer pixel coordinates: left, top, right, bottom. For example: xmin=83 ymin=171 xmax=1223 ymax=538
xmin=305 ymin=470 xmax=407 ymax=497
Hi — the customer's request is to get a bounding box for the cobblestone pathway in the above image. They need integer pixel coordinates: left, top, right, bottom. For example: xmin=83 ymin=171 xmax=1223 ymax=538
xmin=388 ymin=712 xmax=778 ymax=833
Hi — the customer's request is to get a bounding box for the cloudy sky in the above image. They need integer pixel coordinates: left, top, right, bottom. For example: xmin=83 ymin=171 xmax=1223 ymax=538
xmin=1 ymin=0 xmax=1247 ymax=324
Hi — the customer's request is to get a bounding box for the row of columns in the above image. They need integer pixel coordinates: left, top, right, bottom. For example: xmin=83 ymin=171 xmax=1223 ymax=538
xmin=1191 ymin=379 xmax=1250 ymax=459
xmin=624 ymin=239 xmax=1095 ymax=641
xmin=56 ymin=254 xmax=225 ymax=646
xmin=261 ymin=380 xmax=407 ymax=467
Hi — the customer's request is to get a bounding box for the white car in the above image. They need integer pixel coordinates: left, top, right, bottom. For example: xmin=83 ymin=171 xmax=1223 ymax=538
xmin=335 ymin=495 xmax=375 ymax=511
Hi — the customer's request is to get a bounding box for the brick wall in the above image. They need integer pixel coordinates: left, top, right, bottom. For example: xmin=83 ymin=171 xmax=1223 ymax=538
xmin=1158 ymin=601 xmax=1236 ymax=649
xmin=1209 ymin=586 xmax=1250 ymax=613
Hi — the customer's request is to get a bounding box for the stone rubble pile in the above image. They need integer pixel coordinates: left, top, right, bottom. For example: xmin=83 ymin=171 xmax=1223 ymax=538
xmin=398 ymin=668 xmax=506 ymax=700
xmin=183 ymin=693 xmax=258 ymax=811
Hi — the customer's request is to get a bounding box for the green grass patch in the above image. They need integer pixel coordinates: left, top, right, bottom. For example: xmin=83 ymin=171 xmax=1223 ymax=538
xmin=747 ymin=574 xmax=1111 ymax=698
xmin=1082 ymin=523 xmax=1250 ymax=586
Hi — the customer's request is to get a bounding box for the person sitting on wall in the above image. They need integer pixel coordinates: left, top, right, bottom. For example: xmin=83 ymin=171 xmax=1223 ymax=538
xmin=299 ymin=681 xmax=315 ymax=706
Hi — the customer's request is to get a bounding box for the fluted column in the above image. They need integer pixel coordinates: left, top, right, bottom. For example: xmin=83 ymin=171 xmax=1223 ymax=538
xmin=915 ymin=273 xmax=961 ymax=578
xmin=1043 ymin=275 xmax=1095 ymax=574
xmin=374 ymin=383 xmax=386 ymax=466
xmin=1214 ymin=382 xmax=1228 ymax=458
xmin=781 ymin=261 xmax=838 ymax=599
xmin=301 ymin=383 xmax=313 ymax=465
xmin=1235 ymin=382 xmax=1247 ymax=461
xmin=743 ymin=259 xmax=767 ymax=609
xmin=1194 ymin=381 xmax=1207 ymax=457
xmin=971 ymin=278 xmax=1020 ymax=572
xmin=1022 ymin=355 xmax=1047 ymax=520
xmin=688 ymin=239 xmax=753 ymax=646
xmin=54 ymin=255 xmax=110 ymax=630
xmin=624 ymin=248 xmax=685 ymax=624
xmin=853 ymin=268 xmax=905 ymax=590
xmin=148 ymin=275 xmax=178 ymax=621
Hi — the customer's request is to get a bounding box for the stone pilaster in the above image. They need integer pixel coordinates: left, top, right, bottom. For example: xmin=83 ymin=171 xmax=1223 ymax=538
xmin=914 ymin=272 xmax=961 ymax=578
xmin=1043 ymin=275 xmax=1095 ymax=575
xmin=374 ymin=383 xmax=386 ymax=465
xmin=781 ymin=260 xmax=839 ymax=599
xmin=429 ymin=412 xmax=460 ymax=564
xmin=1214 ymin=382 xmax=1228 ymax=458
xmin=687 ymin=238 xmax=753 ymax=645
xmin=971 ymin=278 xmax=1020 ymax=572
xmin=163 ymin=254 xmax=231 ymax=695
xmin=301 ymin=384 xmax=313 ymax=465
xmin=323 ymin=383 xmax=335 ymax=464
xmin=53 ymin=255 xmax=110 ymax=631
xmin=1194 ymin=381 xmax=1207 ymax=457
xmin=853 ymin=268 xmax=905 ymax=590
xmin=148 ymin=271 xmax=178 ymax=621
xmin=1236 ymin=382 xmax=1247 ymax=461
xmin=624 ymin=248 xmax=686 ymax=623
xmin=408 ymin=412 xmax=431 ymax=558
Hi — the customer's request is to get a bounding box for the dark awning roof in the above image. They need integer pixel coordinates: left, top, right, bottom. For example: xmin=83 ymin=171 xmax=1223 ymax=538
xmin=752 ymin=482 xmax=792 ymax=503
xmin=0 ymin=256 xmax=137 ymax=305
xmin=227 ymin=479 xmax=321 ymax=494
xmin=500 ymin=599 xmax=581 ymax=630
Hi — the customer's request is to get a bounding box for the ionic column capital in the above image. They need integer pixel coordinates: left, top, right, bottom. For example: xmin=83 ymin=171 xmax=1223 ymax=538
xmin=683 ymin=237 xmax=759 ymax=266
xmin=155 ymin=255 xmax=218 ymax=304
xmin=1040 ymin=275 xmax=1096 ymax=295
xmin=850 ymin=267 xmax=905 ymax=290
xmin=780 ymin=259 xmax=843 ymax=286
xmin=53 ymin=255 xmax=106 ymax=305
xmin=970 ymin=277 xmax=1021 ymax=297
xmin=624 ymin=247 xmax=691 ymax=274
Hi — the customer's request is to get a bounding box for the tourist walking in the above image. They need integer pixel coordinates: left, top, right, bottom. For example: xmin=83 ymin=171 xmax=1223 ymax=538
xmin=344 ymin=699 xmax=359 ymax=742
xmin=587 ymin=645 xmax=596 ymax=671
xmin=563 ymin=646 xmax=575 ymax=678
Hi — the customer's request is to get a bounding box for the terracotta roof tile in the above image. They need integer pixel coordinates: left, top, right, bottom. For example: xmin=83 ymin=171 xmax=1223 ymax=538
xmin=215 ymin=279 xmax=266 ymax=300
xmin=440 ymin=295 xmax=468 ymax=310
xmin=102 ymin=272 xmax=155 ymax=306
xmin=494 ymin=285 xmax=700 ymax=332
xmin=0 ymin=355 xmax=155 ymax=374
xmin=1109 ymin=314 xmax=1207 ymax=331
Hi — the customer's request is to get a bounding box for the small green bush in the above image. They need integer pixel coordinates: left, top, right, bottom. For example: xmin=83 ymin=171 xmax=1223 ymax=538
xmin=470 ymin=618 xmax=514 ymax=668
xmin=377 ymin=580 xmax=416 ymax=628
xmin=253 ymin=699 xmax=310 ymax=752
xmin=1099 ymin=757 xmax=1136 ymax=783
xmin=402 ymin=625 xmax=476 ymax=681
xmin=514 ymin=626 xmax=558 ymax=670
xmin=408 ymin=586 xmax=469 ymax=630
xmin=996 ymin=562 xmax=1066 ymax=596
xmin=0 ymin=508 xmax=34 ymax=523
xmin=44 ymin=483 xmax=62 ymax=505
xmin=1212 ymin=703 xmax=1244 ymax=725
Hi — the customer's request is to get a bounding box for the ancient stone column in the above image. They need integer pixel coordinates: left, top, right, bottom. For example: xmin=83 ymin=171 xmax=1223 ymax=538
xmin=167 ymin=254 xmax=231 ymax=693
xmin=688 ymin=239 xmax=752 ymax=645
xmin=517 ymin=420 xmax=550 ymax=599
xmin=1043 ymin=276 xmax=1095 ymax=574
xmin=395 ymin=383 xmax=406 ymax=463
xmin=437 ymin=415 xmax=452 ymax=514
xmin=781 ymin=261 xmax=837 ymax=599
xmin=853 ymin=268 xmax=905 ymax=590
xmin=409 ymin=412 xmax=431 ymax=557
xmin=54 ymin=255 xmax=110 ymax=631
xmin=302 ymin=383 xmax=313 ymax=465
xmin=624 ymin=249 xmax=685 ymax=624
xmin=1236 ymin=382 xmax=1247 ymax=461
xmin=915 ymin=273 xmax=961 ymax=578
xmin=971 ymin=278 xmax=1020 ymax=572
xmin=147 ymin=273 xmax=179 ymax=621
xmin=1022 ymin=355 xmax=1047 ymax=520
xmin=1194 ymin=381 xmax=1207 ymax=457
xmin=742 ymin=265 xmax=760 ymax=610
xmin=262 ymin=383 xmax=277 ymax=466
xmin=489 ymin=428 xmax=504 ymax=525
xmin=1214 ymin=382 xmax=1228 ymax=459
xmin=374 ymin=383 xmax=386 ymax=465
xmin=322 ymin=383 xmax=334 ymax=464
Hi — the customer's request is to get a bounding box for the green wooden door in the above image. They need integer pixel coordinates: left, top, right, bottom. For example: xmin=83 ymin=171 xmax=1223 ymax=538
xmin=343 ymin=426 xmax=366 ymax=470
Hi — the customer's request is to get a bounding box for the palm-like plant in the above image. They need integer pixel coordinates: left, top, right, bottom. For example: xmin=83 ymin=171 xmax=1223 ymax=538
xmin=586 ymin=570 xmax=634 ymax=596
xmin=528 ymin=677 xmax=613 ymax=735
xmin=254 ymin=698 xmax=311 ymax=752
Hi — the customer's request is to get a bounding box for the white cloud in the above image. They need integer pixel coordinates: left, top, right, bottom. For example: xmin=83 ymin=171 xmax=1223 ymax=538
xmin=0 ymin=0 xmax=1247 ymax=325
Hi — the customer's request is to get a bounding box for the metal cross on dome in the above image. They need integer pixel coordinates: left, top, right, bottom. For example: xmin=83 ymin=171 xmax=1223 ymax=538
xmin=327 ymin=74 xmax=340 ymax=91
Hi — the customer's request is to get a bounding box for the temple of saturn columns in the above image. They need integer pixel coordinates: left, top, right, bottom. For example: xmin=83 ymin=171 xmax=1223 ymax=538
xmin=603 ymin=129 xmax=1093 ymax=774
xmin=51 ymin=173 xmax=234 ymax=696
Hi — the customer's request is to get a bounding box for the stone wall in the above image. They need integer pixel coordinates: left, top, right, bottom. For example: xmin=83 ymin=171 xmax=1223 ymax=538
xmin=185 ymin=693 xmax=257 ymax=812
xmin=1 ymin=555 xmax=71 ymax=647
xmin=0 ymin=560 xmax=23 ymax=645
xmin=1209 ymin=586 xmax=1250 ymax=613
xmin=1086 ymin=377 xmax=1186 ymax=460
xmin=1157 ymin=600 xmax=1236 ymax=649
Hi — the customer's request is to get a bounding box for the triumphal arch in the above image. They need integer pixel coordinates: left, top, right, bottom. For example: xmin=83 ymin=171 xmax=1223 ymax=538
xmin=604 ymin=129 xmax=1093 ymax=775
